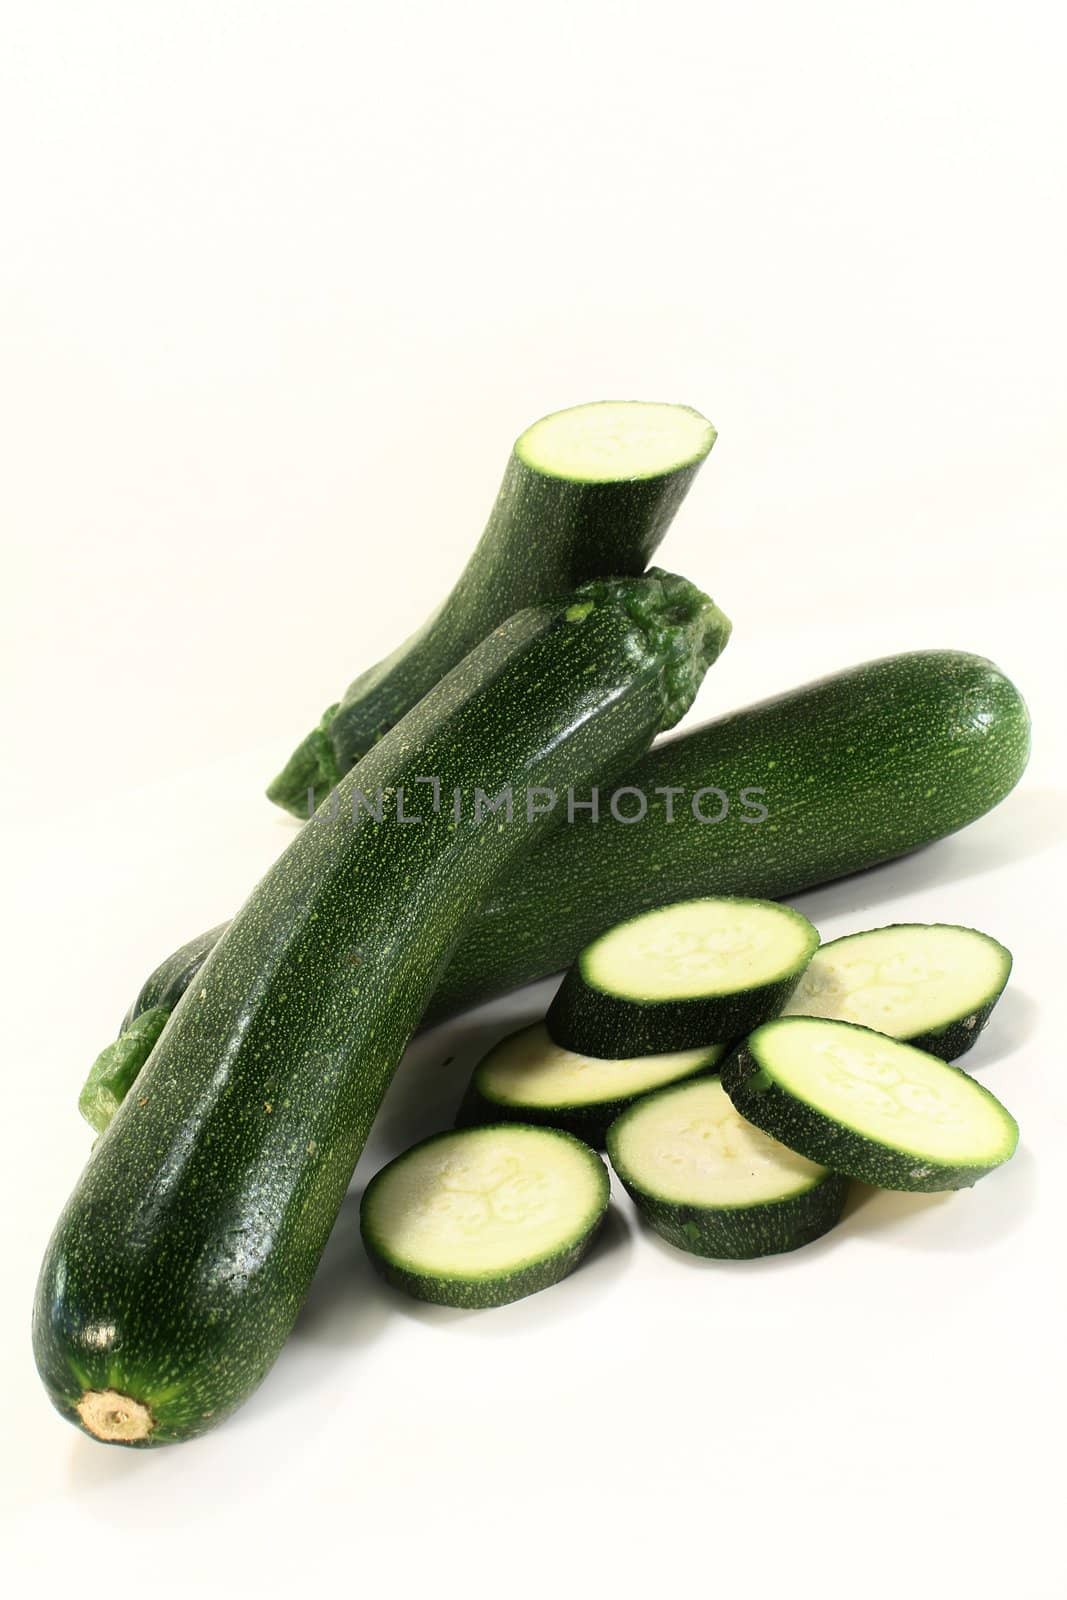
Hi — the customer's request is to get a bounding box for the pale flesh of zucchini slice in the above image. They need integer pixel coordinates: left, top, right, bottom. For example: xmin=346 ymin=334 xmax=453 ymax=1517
xmin=459 ymin=1023 xmax=723 ymax=1146
xmin=516 ymin=400 xmax=716 ymax=484
xmin=477 ymin=1023 xmax=721 ymax=1107
xmin=607 ymin=1077 xmax=847 ymax=1258
xmin=611 ymin=1077 xmax=829 ymax=1206
xmin=784 ymin=923 xmax=1011 ymax=1061
xmin=722 ymin=1016 xmax=1019 ymax=1191
xmin=548 ymin=897 xmax=819 ymax=1056
xmin=360 ymin=1125 xmax=609 ymax=1307
xmin=583 ymin=897 xmax=817 ymax=1001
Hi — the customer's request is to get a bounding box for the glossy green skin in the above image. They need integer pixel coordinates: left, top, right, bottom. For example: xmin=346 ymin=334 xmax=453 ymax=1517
xmin=267 ymin=416 xmax=714 ymax=816
xmin=360 ymin=1127 xmax=610 ymax=1308
xmin=430 ymin=649 xmax=1031 ymax=1022
xmin=908 ymin=1002 xmax=1005 ymax=1063
xmin=454 ymin=1047 xmax=723 ymax=1149
xmin=546 ymin=900 xmax=819 ymax=1058
xmin=36 ymin=572 xmax=722 ymax=1446
xmin=87 ymin=649 xmax=1031 ymax=1124
xmin=720 ymin=1018 xmax=1019 ymax=1192
xmin=121 ymin=923 xmax=229 ymax=1031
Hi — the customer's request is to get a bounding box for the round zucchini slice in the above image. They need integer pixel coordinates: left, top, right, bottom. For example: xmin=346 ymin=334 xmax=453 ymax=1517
xmin=784 ymin=922 xmax=1012 ymax=1061
xmin=721 ymin=1016 xmax=1019 ymax=1192
xmin=360 ymin=1125 xmax=610 ymax=1308
xmin=607 ymin=1076 xmax=848 ymax=1259
xmin=457 ymin=1021 xmax=724 ymax=1147
xmin=547 ymin=896 xmax=819 ymax=1056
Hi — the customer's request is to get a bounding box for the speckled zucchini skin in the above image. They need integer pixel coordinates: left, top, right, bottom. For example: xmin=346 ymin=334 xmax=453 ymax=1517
xmin=454 ymin=1048 xmax=723 ymax=1150
xmin=720 ymin=1019 xmax=1019 ymax=1192
xmin=360 ymin=1127 xmax=610 ymax=1308
xmin=121 ymin=923 xmax=229 ymax=1031
xmin=267 ymin=406 xmax=716 ymax=815
xmin=429 ymin=649 xmax=1030 ymax=1022
xmin=907 ymin=1003 xmax=1005 ymax=1063
xmin=88 ymin=650 xmax=1031 ymax=1124
xmin=545 ymin=899 xmax=818 ymax=1058
xmin=35 ymin=572 xmax=725 ymax=1446
xmin=609 ymin=1158 xmax=849 ymax=1259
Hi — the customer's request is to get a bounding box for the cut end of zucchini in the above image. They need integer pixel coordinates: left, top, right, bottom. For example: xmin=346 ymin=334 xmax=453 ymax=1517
xmin=75 ymin=1389 xmax=155 ymax=1444
xmin=785 ymin=923 xmax=1012 ymax=1060
xmin=515 ymin=401 xmax=716 ymax=484
xmin=583 ymin=897 xmax=817 ymax=1003
xmin=360 ymin=1125 xmax=609 ymax=1307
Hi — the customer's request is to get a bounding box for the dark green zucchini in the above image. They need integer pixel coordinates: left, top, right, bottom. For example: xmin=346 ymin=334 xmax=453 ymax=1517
xmin=431 ymin=648 xmax=1030 ymax=1020
xmin=83 ymin=649 xmax=1030 ymax=1129
xmin=35 ymin=570 xmax=727 ymax=1446
xmin=267 ymin=400 xmax=716 ymax=816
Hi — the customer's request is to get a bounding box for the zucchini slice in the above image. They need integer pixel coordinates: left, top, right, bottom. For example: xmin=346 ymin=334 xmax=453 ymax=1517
xmin=457 ymin=1022 xmax=723 ymax=1147
xmin=360 ymin=1125 xmax=610 ymax=1308
xmin=784 ymin=923 xmax=1012 ymax=1061
xmin=547 ymin=897 xmax=819 ymax=1056
xmin=721 ymin=1016 xmax=1019 ymax=1192
xmin=607 ymin=1077 xmax=848 ymax=1258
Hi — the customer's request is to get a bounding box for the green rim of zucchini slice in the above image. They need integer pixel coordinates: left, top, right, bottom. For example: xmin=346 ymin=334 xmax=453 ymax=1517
xmin=607 ymin=1076 xmax=848 ymax=1259
xmin=360 ymin=1125 xmax=610 ymax=1309
xmin=784 ymin=922 xmax=1012 ymax=1061
xmin=721 ymin=1016 xmax=1019 ymax=1192
xmin=547 ymin=896 xmax=820 ymax=1057
xmin=515 ymin=400 xmax=716 ymax=484
xmin=457 ymin=1022 xmax=724 ymax=1147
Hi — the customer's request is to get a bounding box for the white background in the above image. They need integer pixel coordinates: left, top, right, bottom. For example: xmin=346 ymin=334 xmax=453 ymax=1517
xmin=2 ymin=2 xmax=1065 ymax=1595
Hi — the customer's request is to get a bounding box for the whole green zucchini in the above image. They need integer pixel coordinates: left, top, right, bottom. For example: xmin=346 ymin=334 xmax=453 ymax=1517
xmin=85 ymin=649 xmax=1029 ymax=1131
xmin=267 ymin=399 xmax=716 ymax=816
xmin=36 ymin=571 xmax=727 ymax=1446
xmin=439 ymin=648 xmax=1029 ymax=1019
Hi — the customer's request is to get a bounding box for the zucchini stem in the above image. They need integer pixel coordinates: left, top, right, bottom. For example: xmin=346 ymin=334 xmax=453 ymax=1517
xmin=76 ymin=1390 xmax=155 ymax=1444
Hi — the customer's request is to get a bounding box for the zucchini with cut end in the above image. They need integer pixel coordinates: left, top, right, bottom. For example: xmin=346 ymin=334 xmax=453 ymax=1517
xmin=784 ymin=923 xmax=1012 ymax=1061
xmin=83 ymin=649 xmax=1031 ymax=1129
xmin=35 ymin=570 xmax=726 ymax=1447
xmin=720 ymin=1016 xmax=1019 ymax=1192
xmin=360 ymin=1125 xmax=610 ymax=1308
xmin=547 ymin=897 xmax=819 ymax=1056
xmin=456 ymin=1022 xmax=723 ymax=1147
xmin=606 ymin=1076 xmax=848 ymax=1258
xmin=268 ymin=399 xmax=716 ymax=815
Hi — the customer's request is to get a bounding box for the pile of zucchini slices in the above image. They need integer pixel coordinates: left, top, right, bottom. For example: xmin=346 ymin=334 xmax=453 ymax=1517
xmin=361 ymin=898 xmax=1017 ymax=1307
